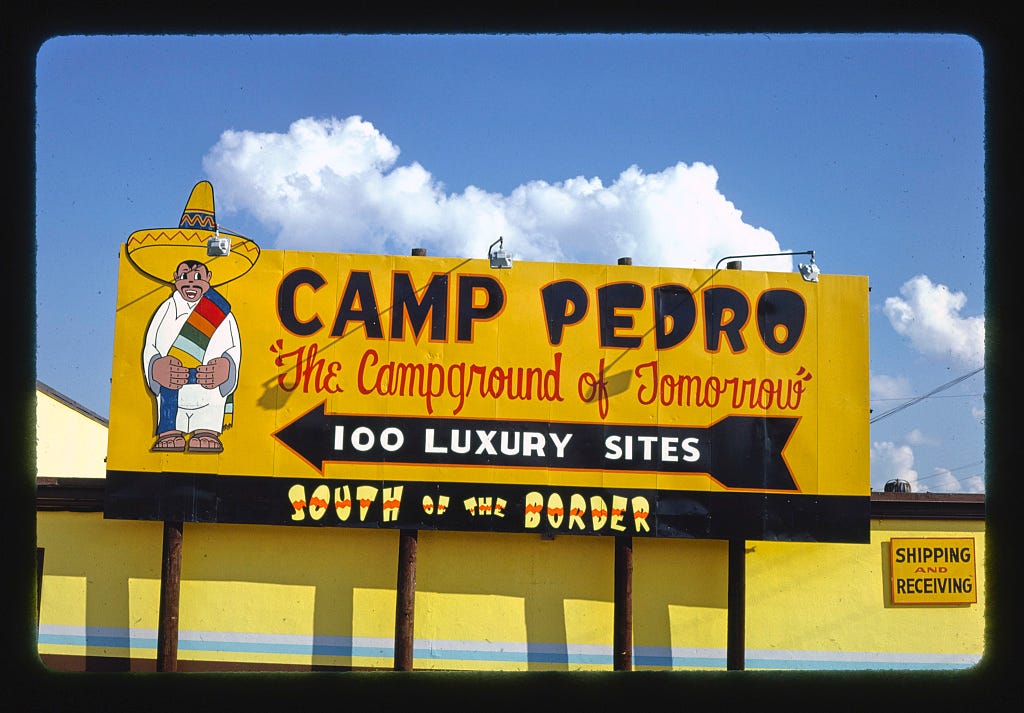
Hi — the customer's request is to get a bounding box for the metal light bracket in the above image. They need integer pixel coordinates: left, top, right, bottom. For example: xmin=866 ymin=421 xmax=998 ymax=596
xmin=489 ymin=237 xmax=513 ymax=269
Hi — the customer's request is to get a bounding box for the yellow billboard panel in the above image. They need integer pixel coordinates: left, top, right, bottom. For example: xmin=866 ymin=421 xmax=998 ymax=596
xmin=105 ymin=182 xmax=870 ymax=542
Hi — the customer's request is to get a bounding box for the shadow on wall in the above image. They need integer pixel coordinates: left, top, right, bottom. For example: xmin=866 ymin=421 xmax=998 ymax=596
xmin=38 ymin=513 xmax=731 ymax=671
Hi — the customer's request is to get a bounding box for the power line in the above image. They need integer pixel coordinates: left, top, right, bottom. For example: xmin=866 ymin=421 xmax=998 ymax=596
xmin=871 ymin=393 xmax=983 ymax=402
xmin=915 ymin=460 xmax=984 ymax=485
xmin=870 ymin=367 xmax=984 ymax=424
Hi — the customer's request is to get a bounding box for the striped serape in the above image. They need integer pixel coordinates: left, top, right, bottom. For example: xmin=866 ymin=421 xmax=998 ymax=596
xmin=162 ymin=288 xmax=235 ymax=429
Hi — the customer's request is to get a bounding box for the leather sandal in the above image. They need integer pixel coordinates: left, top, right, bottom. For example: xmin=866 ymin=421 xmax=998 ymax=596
xmin=151 ymin=431 xmax=186 ymax=452
xmin=187 ymin=430 xmax=224 ymax=453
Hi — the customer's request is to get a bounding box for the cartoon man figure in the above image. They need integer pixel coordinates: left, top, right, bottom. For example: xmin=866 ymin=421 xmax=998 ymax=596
xmin=126 ymin=180 xmax=260 ymax=454
xmin=144 ymin=260 xmax=240 ymax=452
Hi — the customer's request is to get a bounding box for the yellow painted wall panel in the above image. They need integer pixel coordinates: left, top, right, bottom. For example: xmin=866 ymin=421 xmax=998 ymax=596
xmin=633 ymin=537 xmax=730 ymax=650
xmin=37 ymin=509 xmax=983 ymax=671
xmin=744 ymin=521 xmax=985 ymax=657
xmin=38 ymin=575 xmax=88 ymax=627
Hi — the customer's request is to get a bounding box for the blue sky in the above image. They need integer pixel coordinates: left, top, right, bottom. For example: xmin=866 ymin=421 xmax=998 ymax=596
xmin=34 ymin=33 xmax=986 ymax=493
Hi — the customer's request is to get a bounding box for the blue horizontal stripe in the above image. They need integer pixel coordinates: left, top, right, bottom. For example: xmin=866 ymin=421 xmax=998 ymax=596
xmin=637 ymin=655 xmax=726 ymax=668
xmin=37 ymin=628 xmax=980 ymax=671
xmin=415 ymin=647 xmax=609 ymax=666
xmin=38 ymin=633 xmax=156 ymax=648
xmin=185 ymin=641 xmax=392 ymax=658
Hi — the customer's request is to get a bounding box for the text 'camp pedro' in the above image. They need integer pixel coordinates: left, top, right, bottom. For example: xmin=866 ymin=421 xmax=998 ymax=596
xmin=276 ymin=268 xmax=808 ymax=354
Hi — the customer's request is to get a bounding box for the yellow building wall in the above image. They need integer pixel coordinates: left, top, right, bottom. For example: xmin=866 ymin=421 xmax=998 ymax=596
xmin=35 ymin=387 xmax=108 ymax=478
xmin=36 ymin=510 xmax=984 ymax=672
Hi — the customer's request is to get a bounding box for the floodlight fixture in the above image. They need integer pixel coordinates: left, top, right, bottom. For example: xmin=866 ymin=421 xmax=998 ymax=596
xmin=798 ymin=255 xmax=820 ymax=283
xmin=207 ymin=230 xmax=231 ymax=257
xmin=489 ymin=236 xmax=513 ymax=269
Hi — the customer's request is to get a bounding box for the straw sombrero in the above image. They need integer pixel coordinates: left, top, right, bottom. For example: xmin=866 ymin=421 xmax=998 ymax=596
xmin=125 ymin=181 xmax=261 ymax=286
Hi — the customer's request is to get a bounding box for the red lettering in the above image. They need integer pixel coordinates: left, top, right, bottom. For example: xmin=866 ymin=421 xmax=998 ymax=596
xmin=272 ymin=340 xmax=344 ymax=394
xmin=356 ymin=348 xmax=564 ymax=416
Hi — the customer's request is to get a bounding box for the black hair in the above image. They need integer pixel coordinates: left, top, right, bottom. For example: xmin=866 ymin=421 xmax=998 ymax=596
xmin=174 ymin=260 xmax=211 ymax=277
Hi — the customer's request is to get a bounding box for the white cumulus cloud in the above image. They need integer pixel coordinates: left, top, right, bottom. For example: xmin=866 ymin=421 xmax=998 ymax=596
xmin=871 ymin=441 xmax=984 ymax=494
xmin=959 ymin=475 xmax=985 ymax=494
xmin=203 ymin=115 xmax=790 ymax=269
xmin=870 ymin=441 xmax=920 ymax=492
xmin=919 ymin=467 xmax=984 ymax=495
xmin=882 ymin=275 xmax=985 ymax=369
xmin=904 ymin=428 xmax=937 ymax=447
xmin=870 ymin=371 xmax=913 ymax=401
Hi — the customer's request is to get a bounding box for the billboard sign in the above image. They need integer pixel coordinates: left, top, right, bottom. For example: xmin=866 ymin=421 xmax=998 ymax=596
xmin=105 ymin=182 xmax=870 ymax=542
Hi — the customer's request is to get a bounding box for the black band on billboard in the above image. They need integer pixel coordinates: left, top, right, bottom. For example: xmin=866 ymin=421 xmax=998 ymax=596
xmin=103 ymin=471 xmax=870 ymax=543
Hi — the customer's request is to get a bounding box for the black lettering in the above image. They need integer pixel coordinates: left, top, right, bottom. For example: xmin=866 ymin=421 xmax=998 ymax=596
xmin=541 ymin=280 xmax=589 ymax=346
xmin=278 ymin=268 xmax=325 ymax=336
xmin=457 ymin=275 xmax=505 ymax=342
xmin=598 ymin=282 xmax=645 ymax=348
xmin=391 ymin=272 xmax=449 ymax=341
xmin=756 ymin=288 xmax=805 ymax=354
xmin=331 ymin=271 xmax=384 ymax=339
xmin=654 ymin=284 xmax=697 ymax=350
xmin=704 ymin=286 xmax=750 ymax=353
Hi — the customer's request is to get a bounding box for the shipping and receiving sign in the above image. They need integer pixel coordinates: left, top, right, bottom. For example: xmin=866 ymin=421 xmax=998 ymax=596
xmin=889 ymin=538 xmax=977 ymax=605
xmin=104 ymin=182 xmax=871 ymax=542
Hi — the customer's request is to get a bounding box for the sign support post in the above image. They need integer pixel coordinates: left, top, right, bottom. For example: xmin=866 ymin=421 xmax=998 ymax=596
xmin=613 ymin=535 xmax=633 ymax=670
xmin=611 ymin=256 xmax=635 ymax=671
xmin=727 ymin=538 xmax=745 ymax=670
xmin=394 ymin=528 xmax=418 ymax=670
xmin=394 ymin=247 xmax=426 ymax=672
xmin=724 ymin=259 xmax=746 ymax=671
xmin=156 ymin=520 xmax=183 ymax=672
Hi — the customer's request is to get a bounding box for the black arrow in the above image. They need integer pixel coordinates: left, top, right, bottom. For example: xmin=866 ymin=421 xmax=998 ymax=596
xmin=272 ymin=402 xmax=798 ymax=490
xmin=706 ymin=415 xmax=799 ymax=490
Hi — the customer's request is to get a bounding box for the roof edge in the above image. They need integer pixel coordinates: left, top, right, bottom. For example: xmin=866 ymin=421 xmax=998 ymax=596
xmin=36 ymin=380 xmax=109 ymax=427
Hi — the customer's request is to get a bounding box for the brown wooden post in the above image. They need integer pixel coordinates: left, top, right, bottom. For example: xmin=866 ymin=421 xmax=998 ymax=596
xmin=156 ymin=520 xmax=183 ymax=672
xmin=612 ymin=255 xmax=634 ymax=671
xmin=613 ymin=536 xmax=633 ymax=670
xmin=727 ymin=539 xmax=746 ymax=670
xmin=393 ymin=246 xmax=425 ymax=671
xmin=394 ymin=529 xmax=418 ymax=670
xmin=723 ymin=258 xmax=746 ymax=671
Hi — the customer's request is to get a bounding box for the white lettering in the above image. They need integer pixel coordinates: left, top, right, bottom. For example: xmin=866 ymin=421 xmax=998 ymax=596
xmin=549 ymin=432 xmax=573 ymax=458
xmin=475 ymin=430 xmax=498 ymax=455
xmin=424 ymin=428 xmax=447 ymax=453
xmin=602 ymin=434 xmax=702 ymax=463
